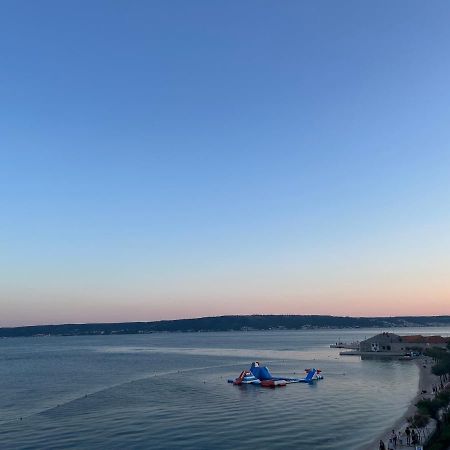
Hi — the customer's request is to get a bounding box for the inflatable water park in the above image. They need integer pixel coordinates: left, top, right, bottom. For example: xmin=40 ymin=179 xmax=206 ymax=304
xmin=228 ymin=362 xmax=323 ymax=388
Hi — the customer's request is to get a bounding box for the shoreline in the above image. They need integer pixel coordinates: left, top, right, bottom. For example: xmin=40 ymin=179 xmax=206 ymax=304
xmin=363 ymin=357 xmax=440 ymax=449
xmin=2 ymin=319 xmax=450 ymax=338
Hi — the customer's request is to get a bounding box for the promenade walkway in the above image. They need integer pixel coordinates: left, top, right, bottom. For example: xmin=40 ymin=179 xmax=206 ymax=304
xmin=369 ymin=357 xmax=440 ymax=450
xmin=377 ymin=418 xmax=436 ymax=449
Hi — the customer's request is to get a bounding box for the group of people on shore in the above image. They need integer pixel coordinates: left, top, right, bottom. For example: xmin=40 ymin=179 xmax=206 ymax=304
xmin=379 ymin=427 xmax=420 ymax=449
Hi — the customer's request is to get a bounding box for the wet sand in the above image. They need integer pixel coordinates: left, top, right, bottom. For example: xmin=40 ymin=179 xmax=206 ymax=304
xmin=363 ymin=356 xmax=440 ymax=449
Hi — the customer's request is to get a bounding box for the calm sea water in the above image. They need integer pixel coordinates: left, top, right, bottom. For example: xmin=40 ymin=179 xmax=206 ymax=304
xmin=1 ymin=327 xmax=450 ymax=449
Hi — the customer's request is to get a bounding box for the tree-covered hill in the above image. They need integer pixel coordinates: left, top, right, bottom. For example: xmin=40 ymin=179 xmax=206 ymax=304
xmin=1 ymin=315 xmax=450 ymax=337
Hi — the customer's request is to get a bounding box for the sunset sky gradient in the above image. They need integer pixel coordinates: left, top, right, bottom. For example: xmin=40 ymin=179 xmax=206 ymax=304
xmin=1 ymin=1 xmax=450 ymax=326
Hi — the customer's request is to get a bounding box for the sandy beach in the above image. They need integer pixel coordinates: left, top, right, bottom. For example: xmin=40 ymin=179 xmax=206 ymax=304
xmin=364 ymin=356 xmax=441 ymax=450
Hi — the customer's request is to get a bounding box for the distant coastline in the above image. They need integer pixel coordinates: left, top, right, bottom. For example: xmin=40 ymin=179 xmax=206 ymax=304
xmin=1 ymin=314 xmax=450 ymax=338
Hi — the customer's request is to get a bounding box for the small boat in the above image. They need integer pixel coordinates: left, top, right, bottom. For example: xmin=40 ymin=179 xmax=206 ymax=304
xmin=330 ymin=340 xmax=359 ymax=350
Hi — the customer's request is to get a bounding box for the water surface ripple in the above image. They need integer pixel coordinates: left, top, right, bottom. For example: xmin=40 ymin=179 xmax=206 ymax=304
xmin=2 ymin=328 xmax=449 ymax=449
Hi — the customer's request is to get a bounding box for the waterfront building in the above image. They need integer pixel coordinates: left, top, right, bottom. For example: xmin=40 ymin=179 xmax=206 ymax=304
xmin=359 ymin=332 xmax=450 ymax=354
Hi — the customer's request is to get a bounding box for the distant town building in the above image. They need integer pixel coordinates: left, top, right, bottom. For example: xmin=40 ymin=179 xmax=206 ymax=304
xmin=359 ymin=332 xmax=450 ymax=353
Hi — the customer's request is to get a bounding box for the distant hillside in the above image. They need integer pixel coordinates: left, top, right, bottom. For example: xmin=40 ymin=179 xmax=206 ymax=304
xmin=1 ymin=315 xmax=450 ymax=337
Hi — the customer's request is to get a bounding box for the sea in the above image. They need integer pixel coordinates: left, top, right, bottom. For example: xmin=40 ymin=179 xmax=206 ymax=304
xmin=1 ymin=327 xmax=450 ymax=450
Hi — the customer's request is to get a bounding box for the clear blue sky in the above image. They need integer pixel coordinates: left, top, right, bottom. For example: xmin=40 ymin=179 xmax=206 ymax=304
xmin=2 ymin=1 xmax=450 ymax=326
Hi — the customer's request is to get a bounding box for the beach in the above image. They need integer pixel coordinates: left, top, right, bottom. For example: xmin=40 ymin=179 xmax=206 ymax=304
xmin=364 ymin=357 xmax=441 ymax=449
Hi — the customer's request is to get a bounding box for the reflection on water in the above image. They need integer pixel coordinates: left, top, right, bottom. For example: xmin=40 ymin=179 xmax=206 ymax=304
xmin=0 ymin=328 xmax=448 ymax=449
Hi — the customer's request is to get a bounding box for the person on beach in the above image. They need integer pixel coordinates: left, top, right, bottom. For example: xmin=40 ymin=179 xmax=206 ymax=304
xmin=387 ymin=438 xmax=394 ymax=450
xmin=411 ymin=429 xmax=418 ymax=445
xmin=379 ymin=440 xmax=386 ymax=450
xmin=405 ymin=427 xmax=411 ymax=445
xmin=398 ymin=430 xmax=403 ymax=447
xmin=391 ymin=430 xmax=397 ymax=447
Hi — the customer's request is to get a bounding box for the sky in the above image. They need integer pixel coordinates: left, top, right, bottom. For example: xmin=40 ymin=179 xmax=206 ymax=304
xmin=1 ymin=1 xmax=450 ymax=326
